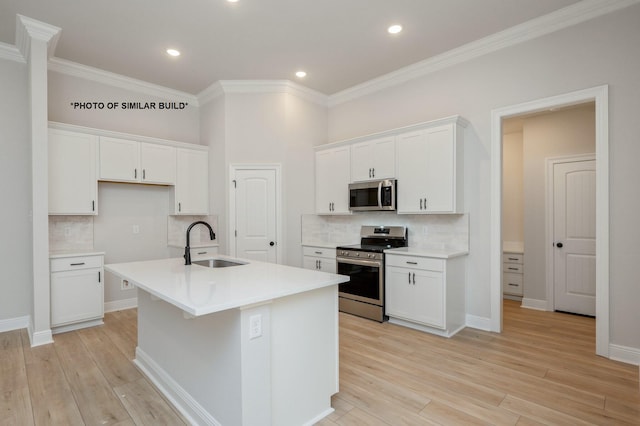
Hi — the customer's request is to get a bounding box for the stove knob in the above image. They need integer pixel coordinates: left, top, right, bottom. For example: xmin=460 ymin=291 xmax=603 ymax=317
xmin=368 ymin=254 xmax=374 ymax=258
xmin=355 ymin=253 xmax=360 ymax=257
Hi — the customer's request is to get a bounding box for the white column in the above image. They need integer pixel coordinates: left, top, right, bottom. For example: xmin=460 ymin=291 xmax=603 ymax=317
xmin=16 ymin=15 xmax=61 ymax=346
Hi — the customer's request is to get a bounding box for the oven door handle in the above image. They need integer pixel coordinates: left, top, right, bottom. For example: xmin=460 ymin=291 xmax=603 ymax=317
xmin=337 ymin=258 xmax=382 ymax=268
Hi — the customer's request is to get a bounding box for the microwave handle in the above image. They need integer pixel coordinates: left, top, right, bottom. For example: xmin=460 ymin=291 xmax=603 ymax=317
xmin=377 ymin=181 xmax=383 ymax=209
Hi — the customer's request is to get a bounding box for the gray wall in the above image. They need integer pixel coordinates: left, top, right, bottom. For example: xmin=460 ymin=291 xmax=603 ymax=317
xmin=0 ymin=58 xmax=31 ymax=321
xmin=327 ymin=4 xmax=640 ymax=349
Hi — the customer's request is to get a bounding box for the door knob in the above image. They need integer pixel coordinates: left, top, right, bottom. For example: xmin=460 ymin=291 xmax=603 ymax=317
xmin=269 ymin=241 xmax=275 ymax=246
xmin=556 ymin=242 xmax=563 ymax=248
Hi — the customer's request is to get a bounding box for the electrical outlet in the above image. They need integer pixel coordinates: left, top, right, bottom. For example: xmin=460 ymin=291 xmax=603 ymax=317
xmin=132 ymin=224 xmax=140 ymax=234
xmin=249 ymin=314 xmax=262 ymax=339
xmin=121 ymin=279 xmax=134 ymax=290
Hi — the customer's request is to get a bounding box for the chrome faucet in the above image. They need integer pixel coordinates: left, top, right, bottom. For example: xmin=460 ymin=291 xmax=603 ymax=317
xmin=184 ymin=221 xmax=216 ymax=265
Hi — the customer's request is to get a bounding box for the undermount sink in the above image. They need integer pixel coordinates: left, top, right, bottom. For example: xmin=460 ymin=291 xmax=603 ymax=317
xmin=192 ymin=259 xmax=247 ymax=268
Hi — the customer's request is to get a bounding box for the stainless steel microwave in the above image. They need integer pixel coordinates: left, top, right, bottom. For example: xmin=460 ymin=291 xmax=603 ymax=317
xmin=349 ymin=179 xmax=396 ymax=211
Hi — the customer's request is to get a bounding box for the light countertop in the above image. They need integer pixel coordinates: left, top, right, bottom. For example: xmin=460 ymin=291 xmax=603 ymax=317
xmin=105 ymin=256 xmax=348 ymax=317
xmin=50 ymin=250 xmax=105 ymax=259
xmin=385 ymin=247 xmax=468 ymax=259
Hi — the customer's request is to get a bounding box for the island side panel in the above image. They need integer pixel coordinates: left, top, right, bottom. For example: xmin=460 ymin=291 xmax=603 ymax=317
xmin=135 ymin=289 xmax=243 ymax=426
xmin=270 ymin=285 xmax=339 ymax=425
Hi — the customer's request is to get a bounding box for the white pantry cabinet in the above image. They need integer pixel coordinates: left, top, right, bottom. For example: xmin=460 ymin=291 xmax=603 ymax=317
xmin=173 ymin=148 xmax=209 ymax=215
xmin=350 ymin=136 xmax=396 ymax=182
xmin=48 ymin=129 xmax=99 ymax=215
xmin=99 ymin=137 xmax=176 ymax=185
xmin=396 ymin=119 xmax=465 ymax=214
xmin=315 ymin=146 xmax=351 ymax=214
xmin=302 ymin=246 xmax=337 ymax=273
xmin=50 ymin=253 xmax=104 ymax=331
xmin=385 ymin=252 xmax=466 ymax=337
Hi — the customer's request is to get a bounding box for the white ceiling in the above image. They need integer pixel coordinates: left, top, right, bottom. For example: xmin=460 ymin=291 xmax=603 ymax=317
xmin=0 ymin=0 xmax=582 ymax=95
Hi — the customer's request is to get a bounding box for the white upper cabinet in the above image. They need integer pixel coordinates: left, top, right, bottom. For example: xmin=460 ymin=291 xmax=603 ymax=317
xmin=99 ymin=137 xmax=176 ymax=185
xmin=48 ymin=129 xmax=98 ymax=215
xmin=396 ymin=121 xmax=464 ymax=214
xmin=315 ymin=146 xmax=351 ymax=214
xmin=350 ymin=136 xmax=396 ymax=182
xmin=173 ymin=148 xmax=209 ymax=215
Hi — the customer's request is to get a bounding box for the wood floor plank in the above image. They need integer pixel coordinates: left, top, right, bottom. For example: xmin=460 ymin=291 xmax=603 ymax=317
xmin=0 ymin=330 xmax=34 ymax=425
xmin=53 ymin=331 xmax=130 ymax=425
xmin=77 ymin=326 xmax=143 ymax=388
xmin=101 ymin=312 xmax=137 ymax=360
xmin=20 ymin=329 xmax=85 ymax=425
xmin=113 ymin=378 xmax=188 ymax=426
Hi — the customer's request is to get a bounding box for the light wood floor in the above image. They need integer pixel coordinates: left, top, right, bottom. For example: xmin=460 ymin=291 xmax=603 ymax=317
xmin=1 ymin=300 xmax=638 ymax=425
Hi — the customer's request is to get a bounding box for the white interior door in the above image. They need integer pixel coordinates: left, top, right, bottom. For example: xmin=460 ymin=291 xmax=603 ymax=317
xmin=553 ymin=159 xmax=596 ymax=316
xmin=234 ymin=168 xmax=277 ymax=263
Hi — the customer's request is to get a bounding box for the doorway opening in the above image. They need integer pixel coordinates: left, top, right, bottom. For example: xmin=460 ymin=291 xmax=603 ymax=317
xmin=491 ymin=85 xmax=609 ymax=357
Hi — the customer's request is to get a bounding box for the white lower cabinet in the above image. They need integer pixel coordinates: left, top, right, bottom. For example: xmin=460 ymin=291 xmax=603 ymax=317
xmin=302 ymin=246 xmax=337 ymax=273
xmin=50 ymin=253 xmax=104 ymax=332
xmin=385 ymin=253 xmax=466 ymax=337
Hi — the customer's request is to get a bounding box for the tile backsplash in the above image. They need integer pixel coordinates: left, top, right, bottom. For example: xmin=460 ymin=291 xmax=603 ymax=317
xmin=167 ymin=215 xmax=219 ymax=247
xmin=301 ymin=212 xmax=469 ymax=251
xmin=49 ymin=216 xmax=94 ymax=251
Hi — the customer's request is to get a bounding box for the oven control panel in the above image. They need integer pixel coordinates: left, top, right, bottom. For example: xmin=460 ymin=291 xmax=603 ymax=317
xmin=336 ymin=250 xmax=383 ymax=260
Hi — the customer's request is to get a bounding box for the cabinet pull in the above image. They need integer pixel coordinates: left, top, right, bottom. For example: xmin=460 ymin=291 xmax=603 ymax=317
xmin=314 ymin=251 xmax=322 ymax=255
xmin=318 ymin=260 xmax=322 ymax=269
xmin=92 ymin=200 xmax=95 ymax=211
xmin=406 ymin=261 xmax=418 ymax=265
xmin=508 ymin=257 xmax=519 ymax=261
xmin=143 ymin=169 xmax=146 ymax=180
xmin=197 ymin=251 xmax=207 ymax=255
xmin=423 ymin=198 xmax=427 ymax=210
xmin=372 ymin=168 xmax=375 ymax=178
xmin=134 ymin=168 xmax=137 ymax=179
xmin=508 ymin=267 xmax=519 ymax=270
xmin=508 ymin=283 xmax=518 ymax=286
xmin=419 ymin=199 xmax=423 ymax=210
xmin=412 ymin=273 xmax=416 ymax=284
xmin=408 ymin=272 xmax=411 ymax=283
xmin=70 ymin=262 xmax=85 ymax=266
xmin=369 ymin=168 xmax=372 ymax=178
xmin=178 ymin=202 xmax=182 ymax=212
xmin=98 ymin=271 xmax=101 ymax=282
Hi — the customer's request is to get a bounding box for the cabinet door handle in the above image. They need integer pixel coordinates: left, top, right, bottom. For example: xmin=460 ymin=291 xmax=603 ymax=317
xmin=197 ymin=251 xmax=207 ymax=255
xmin=412 ymin=273 xmax=416 ymax=284
xmin=98 ymin=271 xmax=101 ymax=283
xmin=372 ymin=168 xmax=375 ymax=178
xmin=408 ymin=272 xmax=411 ymax=284
xmin=508 ymin=257 xmax=519 ymax=261
xmin=70 ymin=262 xmax=85 ymax=266
xmin=143 ymin=169 xmax=146 ymax=180
xmin=423 ymin=198 xmax=427 ymax=210
xmin=134 ymin=168 xmax=137 ymax=179
xmin=419 ymin=198 xmax=423 ymax=210
xmin=314 ymin=251 xmax=322 ymax=255
xmin=508 ymin=267 xmax=519 ymax=271
xmin=369 ymin=168 xmax=372 ymax=178
xmin=406 ymin=261 xmax=418 ymax=265
xmin=92 ymin=200 xmax=95 ymax=211
xmin=508 ymin=283 xmax=518 ymax=286
xmin=178 ymin=202 xmax=182 ymax=212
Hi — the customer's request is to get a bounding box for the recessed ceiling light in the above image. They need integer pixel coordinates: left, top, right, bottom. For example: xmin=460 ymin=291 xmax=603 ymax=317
xmin=227 ymin=0 xmax=239 ymax=2
xmin=166 ymin=48 xmax=181 ymax=57
xmin=388 ymin=24 xmax=403 ymax=34
xmin=295 ymin=71 xmax=307 ymax=78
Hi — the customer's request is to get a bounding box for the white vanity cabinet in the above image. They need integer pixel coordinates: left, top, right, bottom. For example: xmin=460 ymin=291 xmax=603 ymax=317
xmin=350 ymin=136 xmax=396 ymax=182
xmin=50 ymin=253 xmax=104 ymax=332
xmin=315 ymin=146 xmax=351 ymax=214
xmin=302 ymin=246 xmax=337 ymax=273
xmin=48 ymin=129 xmax=98 ymax=215
xmin=396 ymin=119 xmax=465 ymax=214
xmin=99 ymin=137 xmax=176 ymax=185
xmin=503 ymin=251 xmax=524 ymax=298
xmin=385 ymin=251 xmax=466 ymax=337
xmin=172 ymin=148 xmax=209 ymax=215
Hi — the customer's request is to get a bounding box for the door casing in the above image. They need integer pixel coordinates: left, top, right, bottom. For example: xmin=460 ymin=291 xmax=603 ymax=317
xmin=491 ymin=85 xmax=609 ymax=357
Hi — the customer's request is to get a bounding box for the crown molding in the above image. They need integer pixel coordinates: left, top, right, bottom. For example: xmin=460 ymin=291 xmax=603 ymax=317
xmin=328 ymin=0 xmax=640 ymax=107
xmin=48 ymin=57 xmax=199 ymax=105
xmin=198 ymin=80 xmax=328 ymax=106
xmin=0 ymin=41 xmax=25 ymax=63
xmin=16 ymin=14 xmax=61 ymax=60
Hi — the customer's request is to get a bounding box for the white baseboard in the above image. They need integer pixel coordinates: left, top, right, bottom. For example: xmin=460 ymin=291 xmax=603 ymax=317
xmin=465 ymin=314 xmax=492 ymax=331
xmin=104 ymin=297 xmax=138 ymax=313
xmin=0 ymin=315 xmax=29 ymax=333
xmin=609 ymin=343 xmax=640 ymax=366
xmin=28 ymin=321 xmax=53 ymax=347
xmin=134 ymin=347 xmax=221 ymax=426
xmin=388 ymin=317 xmax=465 ymax=338
xmin=521 ymin=298 xmax=548 ymax=311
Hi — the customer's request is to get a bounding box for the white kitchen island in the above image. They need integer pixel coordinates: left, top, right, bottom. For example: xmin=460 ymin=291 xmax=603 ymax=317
xmin=105 ymin=256 xmax=348 ymax=426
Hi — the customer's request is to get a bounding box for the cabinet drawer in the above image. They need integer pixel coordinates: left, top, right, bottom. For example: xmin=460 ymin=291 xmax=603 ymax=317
xmin=503 ymin=272 xmax=523 ymax=295
xmin=50 ymin=255 xmax=103 ymax=272
xmin=190 ymin=246 xmax=219 ymax=261
xmin=385 ymin=255 xmax=444 ymax=272
xmin=502 ymin=253 xmax=523 ymax=264
xmin=302 ymin=246 xmax=336 ymax=259
xmin=503 ymin=263 xmax=523 ymax=274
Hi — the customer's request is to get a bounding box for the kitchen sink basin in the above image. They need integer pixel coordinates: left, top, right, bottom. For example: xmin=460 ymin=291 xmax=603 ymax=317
xmin=192 ymin=259 xmax=247 ymax=268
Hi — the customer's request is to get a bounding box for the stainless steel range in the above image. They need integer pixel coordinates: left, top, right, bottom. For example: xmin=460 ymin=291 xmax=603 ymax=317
xmin=336 ymin=225 xmax=408 ymax=322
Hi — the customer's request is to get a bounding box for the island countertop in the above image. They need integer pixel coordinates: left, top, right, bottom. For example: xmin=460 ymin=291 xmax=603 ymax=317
xmin=105 ymin=256 xmax=348 ymax=317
